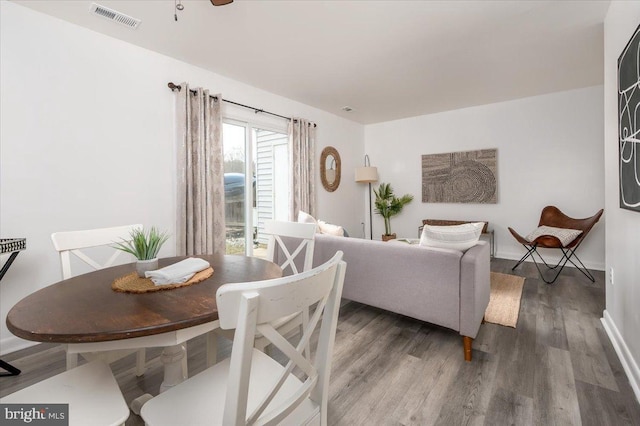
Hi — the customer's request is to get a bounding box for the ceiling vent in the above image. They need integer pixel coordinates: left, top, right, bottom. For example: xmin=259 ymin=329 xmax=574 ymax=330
xmin=90 ymin=3 xmax=141 ymax=29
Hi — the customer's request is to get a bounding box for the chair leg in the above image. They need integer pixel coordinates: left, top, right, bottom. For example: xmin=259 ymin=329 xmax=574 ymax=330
xmin=181 ymin=351 xmax=188 ymax=379
xmin=528 ymin=246 xmax=595 ymax=285
xmin=135 ymin=349 xmax=146 ymax=377
xmin=206 ymin=331 xmax=218 ymax=367
xmin=564 ymin=248 xmax=596 ymax=282
xmin=66 ymin=352 xmax=78 ymax=370
xmin=512 ymin=244 xmax=537 ymax=271
xmin=529 ymin=246 xmax=577 ymax=284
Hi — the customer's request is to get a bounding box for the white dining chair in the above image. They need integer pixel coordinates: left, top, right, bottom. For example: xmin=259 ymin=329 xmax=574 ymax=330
xmin=51 ymin=224 xmax=147 ymax=376
xmin=264 ymin=219 xmax=317 ymax=275
xmin=0 ymin=360 xmax=129 ymax=426
xmin=141 ymin=251 xmax=346 ymax=426
xmin=209 ymin=220 xmax=317 ymax=365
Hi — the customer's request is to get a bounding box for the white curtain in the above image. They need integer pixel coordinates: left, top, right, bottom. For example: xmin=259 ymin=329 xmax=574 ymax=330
xmin=289 ymin=118 xmax=317 ymax=220
xmin=175 ymin=83 xmax=226 ymax=255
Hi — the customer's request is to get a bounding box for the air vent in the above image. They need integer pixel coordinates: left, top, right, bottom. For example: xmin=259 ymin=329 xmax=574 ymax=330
xmin=90 ymin=3 xmax=141 ymax=29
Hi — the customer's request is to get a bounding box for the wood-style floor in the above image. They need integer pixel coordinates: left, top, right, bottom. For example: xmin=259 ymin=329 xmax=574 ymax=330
xmin=1 ymin=258 xmax=639 ymax=425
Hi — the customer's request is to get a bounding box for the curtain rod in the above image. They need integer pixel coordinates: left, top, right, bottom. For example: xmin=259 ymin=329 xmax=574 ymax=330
xmin=167 ymin=82 xmax=316 ymax=127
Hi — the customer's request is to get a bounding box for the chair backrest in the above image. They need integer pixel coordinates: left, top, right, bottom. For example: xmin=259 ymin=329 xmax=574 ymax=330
xmin=538 ymin=206 xmax=604 ymax=247
xmin=51 ymin=224 xmax=143 ymax=279
xmin=264 ymin=220 xmax=317 ymax=275
xmin=216 ymin=251 xmax=346 ymax=425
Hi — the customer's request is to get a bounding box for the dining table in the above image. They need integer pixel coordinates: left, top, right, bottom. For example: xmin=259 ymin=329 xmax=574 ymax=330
xmin=5 ymin=254 xmax=283 ymax=397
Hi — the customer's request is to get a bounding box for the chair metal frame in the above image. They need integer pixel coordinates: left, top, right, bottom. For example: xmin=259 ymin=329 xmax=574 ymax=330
xmin=508 ymin=206 xmax=603 ymax=284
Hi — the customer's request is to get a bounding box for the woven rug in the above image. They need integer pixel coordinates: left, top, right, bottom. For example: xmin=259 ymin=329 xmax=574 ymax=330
xmin=484 ymin=272 xmax=525 ymax=328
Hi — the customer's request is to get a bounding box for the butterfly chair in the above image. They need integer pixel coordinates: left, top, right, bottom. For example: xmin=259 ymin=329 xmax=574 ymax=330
xmin=141 ymin=251 xmax=346 ymax=426
xmin=508 ymin=206 xmax=603 ymax=284
xmin=209 ymin=220 xmax=317 ymax=365
xmin=0 ymin=360 xmax=129 ymax=426
xmin=51 ymin=224 xmax=147 ymax=376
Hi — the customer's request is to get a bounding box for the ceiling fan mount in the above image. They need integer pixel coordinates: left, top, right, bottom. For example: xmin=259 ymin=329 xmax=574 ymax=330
xmin=210 ymin=0 xmax=234 ymax=6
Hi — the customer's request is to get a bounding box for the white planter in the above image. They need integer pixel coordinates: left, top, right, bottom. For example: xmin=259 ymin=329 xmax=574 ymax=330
xmin=136 ymin=258 xmax=159 ymax=278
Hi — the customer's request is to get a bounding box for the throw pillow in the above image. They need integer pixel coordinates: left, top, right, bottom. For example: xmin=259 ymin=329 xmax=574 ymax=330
xmin=317 ymin=220 xmax=345 ymax=237
xmin=297 ymin=211 xmax=321 ymax=233
xmin=420 ymin=222 xmax=484 ymax=251
xmin=297 ymin=211 xmax=317 ymax=225
xmin=525 ymin=225 xmax=582 ymax=246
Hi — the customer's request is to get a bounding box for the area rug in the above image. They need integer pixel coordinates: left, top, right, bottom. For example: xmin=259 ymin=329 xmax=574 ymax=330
xmin=484 ymin=272 xmax=525 ymax=328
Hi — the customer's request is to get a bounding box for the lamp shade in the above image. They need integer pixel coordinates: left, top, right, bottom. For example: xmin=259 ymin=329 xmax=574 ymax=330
xmin=355 ymin=166 xmax=378 ymax=183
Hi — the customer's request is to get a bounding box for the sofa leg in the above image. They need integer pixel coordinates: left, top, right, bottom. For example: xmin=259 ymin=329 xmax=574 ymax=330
xmin=463 ymin=336 xmax=473 ymax=362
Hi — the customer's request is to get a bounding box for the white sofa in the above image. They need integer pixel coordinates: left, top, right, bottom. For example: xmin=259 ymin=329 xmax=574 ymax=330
xmin=309 ymin=234 xmax=491 ymax=361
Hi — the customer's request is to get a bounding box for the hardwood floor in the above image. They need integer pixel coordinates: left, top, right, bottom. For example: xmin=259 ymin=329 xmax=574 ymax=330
xmin=1 ymin=258 xmax=639 ymax=425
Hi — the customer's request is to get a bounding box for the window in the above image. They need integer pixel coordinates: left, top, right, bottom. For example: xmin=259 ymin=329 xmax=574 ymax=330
xmin=223 ymin=120 xmax=289 ymax=256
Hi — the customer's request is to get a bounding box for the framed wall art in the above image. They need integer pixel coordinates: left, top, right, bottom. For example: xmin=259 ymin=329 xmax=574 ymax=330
xmin=618 ymin=23 xmax=640 ymax=213
xmin=422 ymin=149 xmax=497 ymax=204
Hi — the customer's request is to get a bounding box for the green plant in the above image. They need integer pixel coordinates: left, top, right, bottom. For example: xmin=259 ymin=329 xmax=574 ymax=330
xmin=113 ymin=227 xmax=169 ymax=260
xmin=373 ymin=183 xmax=414 ymax=236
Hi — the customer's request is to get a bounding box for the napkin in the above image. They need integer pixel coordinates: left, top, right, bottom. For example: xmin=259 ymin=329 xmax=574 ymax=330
xmin=145 ymin=257 xmax=211 ymax=286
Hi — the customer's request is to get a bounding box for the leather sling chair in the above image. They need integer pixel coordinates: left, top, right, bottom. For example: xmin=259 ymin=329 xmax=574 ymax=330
xmin=508 ymin=206 xmax=603 ymax=284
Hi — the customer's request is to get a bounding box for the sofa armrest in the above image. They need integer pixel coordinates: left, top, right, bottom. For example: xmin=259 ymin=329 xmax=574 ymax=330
xmin=459 ymin=241 xmax=491 ymax=339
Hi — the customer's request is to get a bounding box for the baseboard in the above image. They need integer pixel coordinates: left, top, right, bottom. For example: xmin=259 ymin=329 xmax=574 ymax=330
xmin=496 ymin=250 xmax=605 ymax=271
xmin=0 ymin=335 xmax=37 ymax=356
xmin=601 ymin=310 xmax=640 ymax=404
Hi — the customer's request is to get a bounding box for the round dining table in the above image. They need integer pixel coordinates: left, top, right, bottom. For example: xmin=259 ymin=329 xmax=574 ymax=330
xmin=6 ymin=254 xmax=282 ymax=394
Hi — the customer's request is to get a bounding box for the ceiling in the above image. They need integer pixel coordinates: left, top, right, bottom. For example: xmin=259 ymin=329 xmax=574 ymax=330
xmin=14 ymin=0 xmax=609 ymax=124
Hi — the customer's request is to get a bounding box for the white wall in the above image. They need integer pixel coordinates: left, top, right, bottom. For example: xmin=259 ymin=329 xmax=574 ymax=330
xmin=601 ymin=0 xmax=640 ymax=403
xmin=0 ymin=1 xmax=364 ymax=354
xmin=364 ymin=86 xmax=605 ymax=269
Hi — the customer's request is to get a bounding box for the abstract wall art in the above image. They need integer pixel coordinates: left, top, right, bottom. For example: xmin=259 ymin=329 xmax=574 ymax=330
xmin=618 ymin=23 xmax=640 ymax=213
xmin=422 ymin=149 xmax=497 ymax=204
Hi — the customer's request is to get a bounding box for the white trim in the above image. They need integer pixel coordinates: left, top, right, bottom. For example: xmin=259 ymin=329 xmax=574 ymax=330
xmin=0 ymin=335 xmax=38 ymax=356
xmin=601 ymin=310 xmax=640 ymax=404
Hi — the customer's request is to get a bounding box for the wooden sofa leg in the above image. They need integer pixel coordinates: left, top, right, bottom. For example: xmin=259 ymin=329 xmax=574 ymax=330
xmin=463 ymin=336 xmax=473 ymax=362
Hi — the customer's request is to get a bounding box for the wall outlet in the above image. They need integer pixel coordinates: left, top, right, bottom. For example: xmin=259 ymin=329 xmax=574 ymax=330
xmin=610 ymin=267 xmax=614 ymax=285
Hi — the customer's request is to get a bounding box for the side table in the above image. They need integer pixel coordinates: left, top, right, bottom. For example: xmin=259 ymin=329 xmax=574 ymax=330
xmin=1 ymin=238 xmax=26 ymax=376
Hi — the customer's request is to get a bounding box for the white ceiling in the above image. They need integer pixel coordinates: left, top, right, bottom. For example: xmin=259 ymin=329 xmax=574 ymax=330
xmin=14 ymin=0 xmax=609 ymax=124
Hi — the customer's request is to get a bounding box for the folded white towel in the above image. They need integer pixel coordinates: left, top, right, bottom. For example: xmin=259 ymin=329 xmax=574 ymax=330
xmin=145 ymin=257 xmax=211 ymax=286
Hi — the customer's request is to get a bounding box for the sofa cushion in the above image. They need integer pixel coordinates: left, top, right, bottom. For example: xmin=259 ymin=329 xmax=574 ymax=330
xmin=298 ymin=212 xmax=346 ymax=236
xmin=317 ymin=220 xmax=344 ymax=237
xmin=297 ymin=211 xmax=321 ymax=234
xmin=420 ymin=222 xmax=484 ymax=251
xmin=525 ymin=225 xmax=582 ymax=246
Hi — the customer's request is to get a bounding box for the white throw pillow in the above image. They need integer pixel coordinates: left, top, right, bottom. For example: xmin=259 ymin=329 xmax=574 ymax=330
xmin=420 ymin=222 xmax=484 ymax=251
xmin=297 ymin=211 xmax=317 ymax=224
xmin=525 ymin=225 xmax=582 ymax=246
xmin=317 ymin=220 xmax=345 ymax=237
xmin=297 ymin=211 xmax=321 ymax=233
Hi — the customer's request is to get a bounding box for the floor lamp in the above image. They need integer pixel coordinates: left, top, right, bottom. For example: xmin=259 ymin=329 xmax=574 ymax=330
xmin=355 ymin=155 xmax=379 ymax=240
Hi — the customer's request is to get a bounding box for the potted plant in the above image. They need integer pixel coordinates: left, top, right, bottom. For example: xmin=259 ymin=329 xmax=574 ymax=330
xmin=373 ymin=183 xmax=414 ymax=241
xmin=114 ymin=227 xmax=170 ymax=277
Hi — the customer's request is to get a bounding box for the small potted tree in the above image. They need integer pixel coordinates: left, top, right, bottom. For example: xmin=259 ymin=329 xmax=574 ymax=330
xmin=373 ymin=183 xmax=414 ymax=241
xmin=113 ymin=227 xmax=170 ymax=277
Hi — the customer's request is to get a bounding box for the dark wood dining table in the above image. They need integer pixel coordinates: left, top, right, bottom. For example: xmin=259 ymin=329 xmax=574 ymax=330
xmin=6 ymin=254 xmax=282 ymax=393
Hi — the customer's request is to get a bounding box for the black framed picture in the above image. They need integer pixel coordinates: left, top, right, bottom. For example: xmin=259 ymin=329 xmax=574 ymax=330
xmin=618 ymin=23 xmax=640 ymax=213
